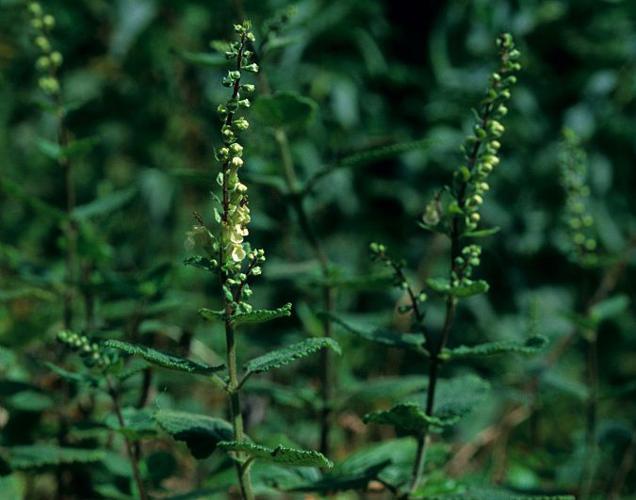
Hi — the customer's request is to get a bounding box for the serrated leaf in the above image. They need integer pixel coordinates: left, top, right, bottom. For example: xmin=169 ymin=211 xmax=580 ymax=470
xmin=290 ymin=459 xmax=391 ymax=493
xmin=218 ymin=441 xmax=332 ymax=469
xmin=304 ymin=139 xmax=433 ymax=192
xmin=154 ymin=410 xmax=233 ymax=459
xmin=8 ymin=445 xmax=106 ymax=470
xmin=244 ymin=338 xmax=341 ymax=376
xmin=326 ymin=314 xmax=425 ymax=353
xmin=426 ymin=278 xmax=489 ymax=298
xmin=364 ymin=403 xmax=458 ymax=434
xmin=104 ymin=340 xmax=223 ymax=375
xmin=440 ymin=336 xmax=547 ymax=361
xmin=252 ymin=92 xmax=317 ymax=129
xmin=72 ymin=187 xmax=136 ymax=219
xmin=589 ymin=294 xmax=629 ymax=324
xmin=232 ymin=303 xmax=293 ymax=327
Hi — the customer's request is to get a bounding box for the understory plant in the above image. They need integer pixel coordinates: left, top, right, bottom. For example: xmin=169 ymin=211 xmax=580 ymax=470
xmin=328 ymin=33 xmax=561 ymax=498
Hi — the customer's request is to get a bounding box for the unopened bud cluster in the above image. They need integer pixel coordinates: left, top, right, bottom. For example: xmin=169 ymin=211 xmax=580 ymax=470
xmin=451 ymin=244 xmax=481 ymax=288
xmin=57 ymin=330 xmax=116 ymax=369
xmin=26 ymin=2 xmax=63 ymax=96
xmin=559 ymin=130 xmax=598 ymax=266
xmin=370 ymin=242 xmax=427 ymax=314
xmin=452 ymin=33 xmax=521 ymax=233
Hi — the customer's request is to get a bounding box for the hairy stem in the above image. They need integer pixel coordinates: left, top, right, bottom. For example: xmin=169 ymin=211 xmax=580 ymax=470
xmin=225 ymin=319 xmax=255 ymax=500
xmin=106 ymin=376 xmax=147 ymax=500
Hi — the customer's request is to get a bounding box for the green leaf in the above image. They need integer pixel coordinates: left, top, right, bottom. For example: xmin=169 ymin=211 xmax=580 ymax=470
xmin=198 ymin=308 xmax=226 ymax=321
xmin=464 ymin=226 xmax=501 ymax=238
xmin=589 ymin=294 xmax=629 ymax=324
xmin=252 ymin=92 xmax=317 ymax=129
xmin=304 ymin=139 xmax=433 ymax=192
xmin=36 ymin=136 xmax=98 ymax=161
xmin=44 ymin=362 xmax=99 ymax=386
xmin=218 ymin=441 xmax=333 ymax=469
xmin=426 ymin=278 xmax=489 ymax=298
xmin=364 ymin=403 xmax=459 ymax=434
xmin=154 ymin=409 xmax=234 ymax=459
xmin=244 ymin=338 xmax=341 ymax=376
xmin=104 ymin=340 xmax=223 ymax=375
xmin=72 ymin=187 xmax=136 ymax=219
xmin=8 ymin=445 xmax=106 ymax=470
xmin=184 ymin=256 xmax=217 ymax=273
xmin=0 ymin=177 xmax=65 ymax=221
xmin=178 ymin=50 xmax=226 ymax=67
xmin=326 ymin=314 xmax=425 ymax=353
xmin=105 ymin=407 xmax=157 ymax=439
xmin=232 ymin=303 xmax=293 ymax=327
xmin=440 ymin=336 xmax=547 ymax=361
xmin=307 ymin=271 xmax=394 ymax=290
xmin=341 ymin=376 xmax=427 ymax=408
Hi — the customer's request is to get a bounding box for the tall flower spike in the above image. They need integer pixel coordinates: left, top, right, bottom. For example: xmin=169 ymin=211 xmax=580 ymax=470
xmin=452 ymin=32 xmax=521 ymax=234
xmin=559 ymin=129 xmax=599 ymax=267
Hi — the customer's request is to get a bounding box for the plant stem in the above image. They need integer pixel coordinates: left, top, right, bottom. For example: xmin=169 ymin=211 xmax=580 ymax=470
xmin=106 ymin=376 xmax=147 ymax=500
xmin=224 ymin=318 xmax=255 ymax=500
xmin=273 ymin=120 xmax=336 ymax=456
xmin=53 ymin=97 xmax=78 ymax=329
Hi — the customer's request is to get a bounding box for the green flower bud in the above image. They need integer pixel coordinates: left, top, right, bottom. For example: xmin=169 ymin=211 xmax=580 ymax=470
xmin=34 ymin=35 xmax=50 ymax=52
xmin=50 ymin=51 xmax=63 ymax=66
xmin=234 ymin=117 xmax=249 ymax=130
xmin=43 ymin=14 xmax=55 ymax=29
xmin=28 ymin=2 xmax=42 ymax=16
xmin=35 ymin=56 xmax=50 ymax=70
xmin=243 ymin=63 xmax=259 ymax=73
xmin=229 ymin=143 xmax=243 ymax=156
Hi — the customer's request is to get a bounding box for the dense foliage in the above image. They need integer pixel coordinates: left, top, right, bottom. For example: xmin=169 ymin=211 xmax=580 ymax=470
xmin=1 ymin=1 xmax=635 ymax=499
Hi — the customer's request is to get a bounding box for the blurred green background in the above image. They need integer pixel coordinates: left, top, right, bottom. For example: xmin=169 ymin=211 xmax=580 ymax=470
xmin=1 ymin=0 xmax=635 ymax=498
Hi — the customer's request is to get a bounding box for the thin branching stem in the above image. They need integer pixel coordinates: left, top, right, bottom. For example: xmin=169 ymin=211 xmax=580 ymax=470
xmin=106 ymin=376 xmax=147 ymax=500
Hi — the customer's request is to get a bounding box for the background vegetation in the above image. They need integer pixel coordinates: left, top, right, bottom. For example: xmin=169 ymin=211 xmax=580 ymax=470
xmin=1 ymin=0 xmax=635 ymax=498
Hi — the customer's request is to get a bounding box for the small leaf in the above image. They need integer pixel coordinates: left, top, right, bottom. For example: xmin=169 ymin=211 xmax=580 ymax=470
xmin=244 ymin=338 xmax=341 ymax=376
xmin=231 ymin=303 xmax=292 ymax=327
xmin=440 ymin=336 xmax=547 ymax=361
xmin=218 ymin=441 xmax=333 ymax=469
xmin=36 ymin=136 xmax=98 ymax=161
xmin=363 ymin=403 xmax=458 ymax=434
xmin=198 ymin=308 xmax=226 ymax=321
xmin=45 ymin=362 xmax=99 ymax=386
xmin=8 ymin=445 xmax=106 ymax=470
xmin=72 ymin=187 xmax=136 ymax=219
xmin=184 ymin=256 xmax=217 ymax=273
xmin=589 ymin=294 xmax=629 ymax=324
xmin=252 ymin=92 xmax=317 ymax=129
xmin=104 ymin=340 xmax=223 ymax=375
xmin=154 ymin=410 xmax=234 ymax=459
xmin=326 ymin=314 xmax=424 ymax=353
xmin=464 ymin=226 xmax=501 ymax=238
